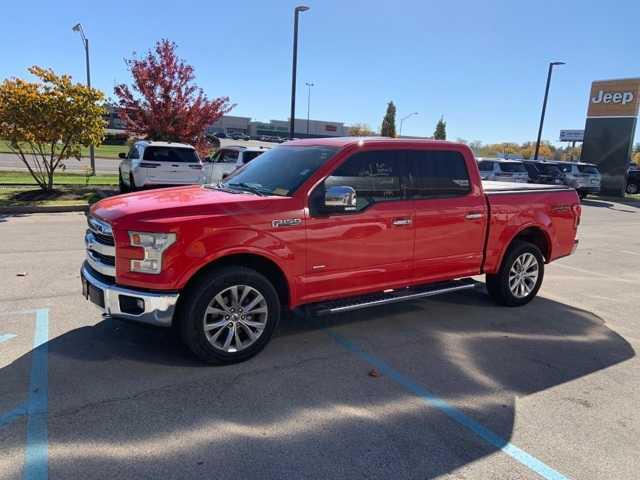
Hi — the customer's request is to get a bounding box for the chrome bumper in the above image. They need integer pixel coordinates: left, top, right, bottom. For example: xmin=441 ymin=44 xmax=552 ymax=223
xmin=81 ymin=264 xmax=179 ymax=327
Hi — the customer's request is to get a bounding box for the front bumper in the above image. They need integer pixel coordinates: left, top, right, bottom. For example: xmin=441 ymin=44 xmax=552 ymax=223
xmin=81 ymin=263 xmax=179 ymax=327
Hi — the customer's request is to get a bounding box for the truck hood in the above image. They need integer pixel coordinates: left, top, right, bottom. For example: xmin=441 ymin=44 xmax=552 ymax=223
xmin=91 ymin=185 xmax=275 ymax=226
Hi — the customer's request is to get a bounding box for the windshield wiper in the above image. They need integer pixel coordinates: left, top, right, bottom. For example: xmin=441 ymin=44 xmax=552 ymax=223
xmin=227 ymin=182 xmax=268 ymax=196
xmin=204 ymin=182 xmax=243 ymax=194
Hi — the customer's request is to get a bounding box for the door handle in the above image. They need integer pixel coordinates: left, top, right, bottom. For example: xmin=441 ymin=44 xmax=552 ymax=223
xmin=392 ymin=218 xmax=412 ymax=226
xmin=465 ymin=212 xmax=484 ymax=220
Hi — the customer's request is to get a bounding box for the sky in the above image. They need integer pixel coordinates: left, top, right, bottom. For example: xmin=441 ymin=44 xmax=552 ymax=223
xmin=1 ymin=0 xmax=638 ymax=146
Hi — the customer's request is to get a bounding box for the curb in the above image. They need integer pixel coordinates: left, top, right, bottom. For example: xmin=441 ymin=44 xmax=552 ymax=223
xmin=0 ymin=204 xmax=89 ymax=214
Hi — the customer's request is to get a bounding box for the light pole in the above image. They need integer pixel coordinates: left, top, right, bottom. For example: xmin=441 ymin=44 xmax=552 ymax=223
xmin=289 ymin=5 xmax=310 ymax=140
xmin=72 ymin=23 xmax=95 ymax=175
xmin=534 ymin=61 xmax=565 ymax=160
xmin=399 ymin=112 xmax=419 ymax=137
xmin=305 ymin=82 xmax=314 ymax=137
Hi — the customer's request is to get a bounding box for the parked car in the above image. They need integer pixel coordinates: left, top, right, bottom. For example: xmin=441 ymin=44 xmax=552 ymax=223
xmin=214 ymin=132 xmax=227 ymax=139
xmin=522 ymin=160 xmax=565 ymax=185
xmin=553 ymin=161 xmax=601 ymax=199
xmin=84 ymin=138 xmax=580 ymax=364
xmin=203 ymin=146 xmax=269 ymax=184
xmin=229 ymin=132 xmax=250 ymax=141
xmin=477 ymin=158 xmax=529 ymax=183
xmin=118 ymin=141 xmax=204 ymax=193
xmin=626 ymin=168 xmax=640 ymax=195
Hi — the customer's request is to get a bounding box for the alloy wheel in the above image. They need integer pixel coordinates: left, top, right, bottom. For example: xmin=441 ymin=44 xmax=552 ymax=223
xmin=508 ymin=253 xmax=539 ymax=298
xmin=202 ymin=285 xmax=268 ymax=353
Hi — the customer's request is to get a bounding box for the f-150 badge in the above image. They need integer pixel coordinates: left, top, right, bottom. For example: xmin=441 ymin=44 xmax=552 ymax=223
xmin=272 ymin=218 xmax=302 ymax=228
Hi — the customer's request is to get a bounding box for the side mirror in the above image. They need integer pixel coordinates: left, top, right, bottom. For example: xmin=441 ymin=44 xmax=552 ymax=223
xmin=118 ymin=152 xmax=127 ymax=159
xmin=324 ymin=185 xmax=357 ymax=211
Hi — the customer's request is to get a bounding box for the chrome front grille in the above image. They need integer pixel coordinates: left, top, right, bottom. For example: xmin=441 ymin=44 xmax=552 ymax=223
xmin=86 ymin=216 xmax=116 ymax=279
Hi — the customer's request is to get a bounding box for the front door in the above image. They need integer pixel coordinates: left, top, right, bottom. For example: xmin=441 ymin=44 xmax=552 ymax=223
xmin=302 ymin=149 xmax=414 ymax=304
xmin=407 ymin=149 xmax=487 ymax=283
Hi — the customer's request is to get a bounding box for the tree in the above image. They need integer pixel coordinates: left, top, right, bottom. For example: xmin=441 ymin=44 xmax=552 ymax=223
xmin=349 ymin=122 xmax=375 ymax=136
xmin=114 ymin=39 xmax=234 ymax=155
xmin=380 ymin=101 xmax=396 ymax=137
xmin=0 ymin=66 xmax=105 ymax=191
xmin=433 ymin=116 xmax=446 ymax=140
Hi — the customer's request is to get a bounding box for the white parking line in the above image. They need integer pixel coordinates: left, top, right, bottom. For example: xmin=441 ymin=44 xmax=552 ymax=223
xmin=552 ymin=264 xmax=636 ymax=283
xmin=621 ymin=250 xmax=640 ymax=257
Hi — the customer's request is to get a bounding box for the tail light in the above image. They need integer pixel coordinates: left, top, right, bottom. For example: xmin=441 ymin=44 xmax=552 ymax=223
xmin=572 ymin=203 xmax=581 ymax=228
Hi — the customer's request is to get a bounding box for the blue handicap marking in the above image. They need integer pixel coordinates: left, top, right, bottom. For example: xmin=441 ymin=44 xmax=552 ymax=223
xmin=0 ymin=309 xmax=49 ymax=480
xmin=0 ymin=333 xmax=17 ymax=344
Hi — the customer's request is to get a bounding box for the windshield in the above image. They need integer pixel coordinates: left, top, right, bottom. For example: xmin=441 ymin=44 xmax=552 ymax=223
xmin=214 ymin=146 xmax=339 ymax=196
xmin=499 ymin=162 xmax=526 ymax=173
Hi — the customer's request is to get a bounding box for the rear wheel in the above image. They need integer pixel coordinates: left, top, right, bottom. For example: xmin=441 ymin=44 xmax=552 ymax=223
xmin=178 ymin=267 xmax=280 ymax=364
xmin=486 ymin=240 xmax=544 ymax=306
xmin=626 ymin=182 xmax=639 ymax=195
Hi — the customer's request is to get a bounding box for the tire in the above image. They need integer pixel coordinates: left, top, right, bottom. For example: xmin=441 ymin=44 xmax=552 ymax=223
xmin=626 ymin=182 xmax=639 ymax=195
xmin=119 ymin=170 xmax=129 ymax=193
xmin=486 ymin=240 xmax=544 ymax=307
xmin=578 ymin=191 xmax=587 ymax=200
xmin=129 ymin=173 xmax=137 ymax=192
xmin=178 ymin=266 xmax=281 ymax=364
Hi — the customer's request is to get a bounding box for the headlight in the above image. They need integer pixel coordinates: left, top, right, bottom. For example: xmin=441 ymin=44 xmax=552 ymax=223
xmin=129 ymin=232 xmax=176 ymax=274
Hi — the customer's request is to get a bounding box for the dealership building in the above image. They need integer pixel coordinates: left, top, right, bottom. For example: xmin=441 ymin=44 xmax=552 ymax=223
xmin=206 ymin=115 xmax=350 ymax=138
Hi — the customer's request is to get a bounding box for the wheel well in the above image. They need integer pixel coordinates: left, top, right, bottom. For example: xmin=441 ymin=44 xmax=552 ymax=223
xmin=511 ymin=227 xmax=550 ymax=261
xmin=181 ymin=253 xmax=291 ymax=307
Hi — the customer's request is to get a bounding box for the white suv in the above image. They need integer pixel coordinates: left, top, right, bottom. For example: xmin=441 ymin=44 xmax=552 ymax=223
xmin=553 ymin=161 xmax=601 ymax=199
xmin=203 ymin=146 xmax=269 ymax=184
xmin=477 ymin=158 xmax=529 ymax=183
xmin=118 ymin=141 xmax=204 ymax=192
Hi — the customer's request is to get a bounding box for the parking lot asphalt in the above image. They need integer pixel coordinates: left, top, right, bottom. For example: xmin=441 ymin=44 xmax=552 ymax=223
xmin=1 ymin=197 xmax=639 ymax=479
xmin=0 ymin=139 xmax=276 ymax=175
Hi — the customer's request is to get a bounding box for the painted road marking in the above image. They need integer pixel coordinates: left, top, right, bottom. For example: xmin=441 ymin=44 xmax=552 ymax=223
xmin=0 ymin=333 xmax=17 ymax=344
xmin=554 ymin=263 xmax=636 ymax=283
xmin=327 ymin=330 xmax=570 ymax=480
xmin=24 ymin=308 xmax=49 ymax=480
xmin=621 ymin=250 xmax=640 ymax=257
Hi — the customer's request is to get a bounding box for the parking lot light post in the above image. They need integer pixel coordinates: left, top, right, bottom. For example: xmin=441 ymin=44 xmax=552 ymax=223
xmin=72 ymin=23 xmax=95 ymax=175
xmin=289 ymin=5 xmax=310 ymax=140
xmin=534 ymin=61 xmax=565 ymax=160
xmin=305 ymin=82 xmax=314 ymax=137
xmin=399 ymin=112 xmax=419 ymax=137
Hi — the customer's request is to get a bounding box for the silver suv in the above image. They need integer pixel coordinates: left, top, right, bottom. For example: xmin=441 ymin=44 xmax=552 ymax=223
xmin=553 ymin=162 xmax=601 ymax=199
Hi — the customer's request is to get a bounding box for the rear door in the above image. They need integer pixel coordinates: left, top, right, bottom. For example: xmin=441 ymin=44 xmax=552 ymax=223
xmin=142 ymin=146 xmax=202 ymax=185
xmin=205 ymin=149 xmax=241 ymax=183
xmin=409 ymin=149 xmax=487 ymax=283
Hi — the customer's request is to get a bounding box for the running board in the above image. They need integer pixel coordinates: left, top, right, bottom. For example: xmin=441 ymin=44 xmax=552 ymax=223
xmin=310 ymin=278 xmax=480 ymax=316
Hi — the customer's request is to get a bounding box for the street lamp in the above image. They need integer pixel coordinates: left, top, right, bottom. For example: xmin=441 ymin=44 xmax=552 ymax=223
xmin=72 ymin=23 xmax=95 ymax=175
xmin=289 ymin=5 xmax=310 ymax=140
xmin=399 ymin=112 xmax=419 ymax=137
xmin=305 ymin=82 xmax=314 ymax=137
xmin=534 ymin=61 xmax=565 ymax=160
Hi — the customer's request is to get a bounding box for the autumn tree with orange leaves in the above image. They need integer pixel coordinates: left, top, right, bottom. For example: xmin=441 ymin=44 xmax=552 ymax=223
xmin=114 ymin=39 xmax=234 ymax=155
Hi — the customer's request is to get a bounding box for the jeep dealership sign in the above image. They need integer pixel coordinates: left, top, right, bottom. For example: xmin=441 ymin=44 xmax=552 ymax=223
xmin=581 ymin=78 xmax=640 ymax=196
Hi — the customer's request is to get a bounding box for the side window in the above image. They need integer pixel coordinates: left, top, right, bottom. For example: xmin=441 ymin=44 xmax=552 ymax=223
xmin=217 ymin=150 xmax=240 ymax=163
xmin=478 ymin=160 xmax=494 ymax=171
xmin=128 ymin=146 xmax=139 ymax=160
xmin=406 ymin=150 xmax=470 ymax=199
xmin=324 ymin=150 xmax=405 ymax=211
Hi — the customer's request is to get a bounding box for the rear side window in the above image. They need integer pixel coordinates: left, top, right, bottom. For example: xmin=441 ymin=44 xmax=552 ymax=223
xmin=215 ymin=149 xmax=240 ymax=163
xmin=557 ymin=164 xmax=574 ymax=173
xmin=523 ymin=163 xmax=539 ymax=176
xmin=325 ymin=150 xmax=404 ymax=211
xmin=499 ymin=162 xmax=526 ymax=173
xmin=406 ymin=150 xmax=470 ymax=199
xmin=478 ymin=160 xmax=494 ymax=171
xmin=578 ymin=165 xmax=599 ymax=175
xmin=143 ymin=147 xmax=199 ymax=163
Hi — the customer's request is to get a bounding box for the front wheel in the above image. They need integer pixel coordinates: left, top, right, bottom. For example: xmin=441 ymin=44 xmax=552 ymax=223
xmin=486 ymin=240 xmax=544 ymax=306
xmin=119 ymin=170 xmax=129 ymax=193
xmin=178 ymin=267 xmax=280 ymax=364
xmin=626 ymin=182 xmax=639 ymax=195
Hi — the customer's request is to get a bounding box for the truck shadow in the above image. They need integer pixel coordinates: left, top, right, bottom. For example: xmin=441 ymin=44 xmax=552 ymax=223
xmin=0 ymin=289 xmax=634 ymax=479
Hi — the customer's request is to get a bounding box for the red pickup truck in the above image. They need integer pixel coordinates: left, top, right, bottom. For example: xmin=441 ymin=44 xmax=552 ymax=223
xmin=82 ymin=138 xmax=580 ymax=364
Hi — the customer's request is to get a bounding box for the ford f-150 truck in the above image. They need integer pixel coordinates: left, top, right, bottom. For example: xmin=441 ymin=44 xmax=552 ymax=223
xmin=81 ymin=138 xmax=581 ymax=364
